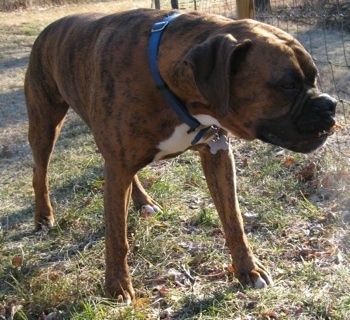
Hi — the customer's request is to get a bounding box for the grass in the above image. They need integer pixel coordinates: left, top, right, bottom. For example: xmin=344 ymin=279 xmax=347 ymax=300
xmin=0 ymin=1 xmax=349 ymax=319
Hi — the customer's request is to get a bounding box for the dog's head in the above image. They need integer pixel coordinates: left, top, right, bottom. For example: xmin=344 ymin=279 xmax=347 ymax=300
xmin=183 ymin=19 xmax=337 ymax=153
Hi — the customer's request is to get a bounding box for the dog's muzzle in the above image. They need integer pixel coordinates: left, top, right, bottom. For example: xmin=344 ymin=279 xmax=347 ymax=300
xmin=256 ymin=89 xmax=337 ymax=153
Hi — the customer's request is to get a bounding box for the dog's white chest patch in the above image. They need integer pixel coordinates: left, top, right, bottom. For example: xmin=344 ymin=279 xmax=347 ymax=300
xmin=154 ymin=114 xmax=224 ymax=161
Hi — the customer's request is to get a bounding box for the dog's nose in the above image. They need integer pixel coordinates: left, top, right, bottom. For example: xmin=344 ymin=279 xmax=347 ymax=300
xmin=313 ymin=93 xmax=337 ymax=117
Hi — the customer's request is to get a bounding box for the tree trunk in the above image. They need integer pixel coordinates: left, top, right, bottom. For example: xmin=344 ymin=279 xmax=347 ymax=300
xmin=171 ymin=0 xmax=179 ymax=9
xmin=154 ymin=0 xmax=160 ymax=9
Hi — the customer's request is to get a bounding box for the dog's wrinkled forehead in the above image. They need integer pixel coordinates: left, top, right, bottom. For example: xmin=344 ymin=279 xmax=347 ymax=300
xmin=249 ymin=33 xmax=318 ymax=85
xmin=291 ymin=44 xmax=318 ymax=80
xmin=265 ymin=26 xmax=317 ymax=75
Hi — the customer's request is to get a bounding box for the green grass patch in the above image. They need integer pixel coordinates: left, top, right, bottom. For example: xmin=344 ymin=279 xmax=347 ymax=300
xmin=3 ymin=130 xmax=348 ymax=319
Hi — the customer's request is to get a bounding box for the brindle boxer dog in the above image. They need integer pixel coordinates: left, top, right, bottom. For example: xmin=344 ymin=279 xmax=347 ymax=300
xmin=25 ymin=8 xmax=337 ymax=302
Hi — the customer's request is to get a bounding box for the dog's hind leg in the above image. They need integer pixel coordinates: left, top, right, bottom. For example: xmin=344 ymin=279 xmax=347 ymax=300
xmin=25 ymin=73 xmax=69 ymax=231
xmin=132 ymin=175 xmax=162 ymax=216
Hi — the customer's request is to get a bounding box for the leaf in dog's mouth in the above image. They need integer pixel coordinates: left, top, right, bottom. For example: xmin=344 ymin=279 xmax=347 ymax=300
xmin=317 ymin=123 xmax=341 ymax=137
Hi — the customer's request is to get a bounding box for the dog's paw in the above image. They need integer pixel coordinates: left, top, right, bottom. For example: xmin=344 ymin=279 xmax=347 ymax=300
xmin=35 ymin=217 xmax=55 ymax=232
xmin=105 ymin=280 xmax=135 ymax=305
xmin=234 ymin=259 xmax=273 ymax=289
xmin=140 ymin=204 xmax=161 ymax=217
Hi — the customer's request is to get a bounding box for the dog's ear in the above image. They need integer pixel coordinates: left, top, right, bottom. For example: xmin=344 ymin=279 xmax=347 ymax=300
xmin=184 ymin=34 xmax=251 ymax=117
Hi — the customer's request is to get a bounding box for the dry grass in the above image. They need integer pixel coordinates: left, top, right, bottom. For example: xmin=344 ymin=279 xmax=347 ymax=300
xmin=0 ymin=1 xmax=349 ymax=319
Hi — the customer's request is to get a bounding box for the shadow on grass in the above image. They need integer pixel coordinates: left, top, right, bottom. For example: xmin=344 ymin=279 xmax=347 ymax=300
xmin=0 ymin=55 xmax=29 ymax=70
xmin=0 ymin=88 xmax=26 ymax=129
xmin=0 ymin=206 xmax=33 ymax=236
xmin=174 ymin=288 xmax=246 ymax=319
xmin=0 ymin=164 xmax=105 ymax=294
xmin=2 ymin=156 xmax=104 ymax=237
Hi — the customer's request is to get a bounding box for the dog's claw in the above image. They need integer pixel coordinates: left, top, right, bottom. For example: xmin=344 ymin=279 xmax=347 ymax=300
xmin=250 ymin=269 xmax=273 ymax=288
xmin=254 ymin=277 xmax=269 ymax=289
xmin=106 ymin=281 xmax=135 ymax=304
xmin=117 ymin=293 xmax=132 ymax=306
xmin=35 ymin=217 xmax=55 ymax=232
xmin=140 ymin=204 xmax=161 ymax=217
xmin=234 ymin=259 xmax=273 ymax=289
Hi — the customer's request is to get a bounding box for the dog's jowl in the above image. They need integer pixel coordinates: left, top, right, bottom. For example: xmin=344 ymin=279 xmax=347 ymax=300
xmin=25 ymin=8 xmax=336 ymax=302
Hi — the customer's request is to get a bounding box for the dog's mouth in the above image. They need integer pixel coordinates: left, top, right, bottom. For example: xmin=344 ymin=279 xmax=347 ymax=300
xmin=317 ymin=128 xmax=336 ymax=137
xmin=256 ymin=90 xmax=337 ymax=153
xmin=261 ymin=127 xmax=335 ymax=153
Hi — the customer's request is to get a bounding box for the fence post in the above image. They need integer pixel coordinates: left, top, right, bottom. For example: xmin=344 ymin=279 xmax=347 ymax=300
xmin=171 ymin=0 xmax=179 ymax=9
xmin=236 ymin=0 xmax=255 ymax=19
xmin=154 ymin=0 xmax=160 ymax=9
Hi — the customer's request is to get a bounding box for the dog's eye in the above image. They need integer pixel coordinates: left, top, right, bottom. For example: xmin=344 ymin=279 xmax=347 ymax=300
xmin=280 ymin=83 xmax=300 ymax=93
xmin=281 ymin=83 xmax=296 ymax=90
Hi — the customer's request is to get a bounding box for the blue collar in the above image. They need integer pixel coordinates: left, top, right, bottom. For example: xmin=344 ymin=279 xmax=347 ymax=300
xmin=148 ymin=13 xmax=213 ymax=145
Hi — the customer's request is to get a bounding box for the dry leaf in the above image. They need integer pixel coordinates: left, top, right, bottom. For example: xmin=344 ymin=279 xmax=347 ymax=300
xmin=158 ymin=286 xmax=169 ymax=297
xmin=332 ymin=123 xmax=342 ymax=131
xmin=283 ymin=156 xmax=295 ymax=166
xmin=326 ymin=247 xmax=336 ymax=255
xmin=150 ymin=277 xmax=167 ymax=286
xmin=262 ymin=311 xmax=278 ymax=319
xmin=133 ymin=298 xmax=152 ymax=308
xmin=11 ymin=256 xmax=22 ymax=267
xmin=211 ymin=228 xmax=223 ymax=235
xmin=48 ymin=272 xmax=61 ymax=282
xmin=242 ymin=158 xmax=249 ymax=167
xmin=227 ymin=264 xmax=235 ymax=273
xmin=297 ymin=162 xmax=320 ymax=181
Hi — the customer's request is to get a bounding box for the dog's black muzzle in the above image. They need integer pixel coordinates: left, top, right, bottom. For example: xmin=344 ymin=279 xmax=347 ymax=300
xmin=256 ymin=89 xmax=337 ymax=153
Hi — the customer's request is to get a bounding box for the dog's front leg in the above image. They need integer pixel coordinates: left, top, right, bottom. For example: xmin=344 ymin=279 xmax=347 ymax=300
xmin=103 ymin=162 xmax=135 ymax=303
xmin=198 ymin=142 xmax=273 ymax=288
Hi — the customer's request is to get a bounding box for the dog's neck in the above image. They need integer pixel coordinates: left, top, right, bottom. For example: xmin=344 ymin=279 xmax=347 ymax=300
xmin=148 ymin=14 xmax=216 ymax=145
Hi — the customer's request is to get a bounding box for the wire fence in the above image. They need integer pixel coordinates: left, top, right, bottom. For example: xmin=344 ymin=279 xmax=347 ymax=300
xmin=256 ymin=1 xmax=350 ymax=155
xmin=155 ymin=0 xmax=349 ymax=154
